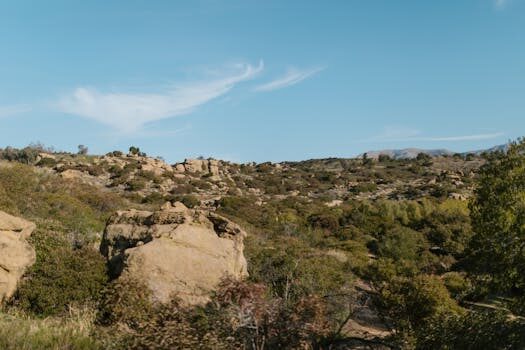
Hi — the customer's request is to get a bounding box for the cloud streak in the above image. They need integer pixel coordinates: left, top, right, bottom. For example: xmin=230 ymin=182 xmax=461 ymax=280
xmin=255 ymin=66 xmax=324 ymax=92
xmin=0 ymin=104 xmax=31 ymax=118
xmin=418 ymin=132 xmax=505 ymax=142
xmin=56 ymin=61 xmax=264 ymax=133
xmin=494 ymin=0 xmax=508 ymax=8
xmin=362 ymin=127 xmax=504 ymax=143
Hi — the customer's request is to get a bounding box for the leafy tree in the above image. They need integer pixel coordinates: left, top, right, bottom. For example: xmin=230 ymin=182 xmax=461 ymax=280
xmin=128 ymin=146 xmax=140 ymax=155
xmin=416 ymin=152 xmax=433 ymax=166
xmin=466 ymin=139 xmax=525 ymax=300
xmin=77 ymin=144 xmax=88 ymax=155
xmin=378 ymin=154 xmax=392 ymax=162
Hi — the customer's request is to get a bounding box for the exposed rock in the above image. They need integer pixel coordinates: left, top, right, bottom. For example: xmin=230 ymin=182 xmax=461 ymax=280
xmin=174 ymin=159 xmax=222 ymax=176
xmin=101 ymin=202 xmax=248 ymax=305
xmin=174 ymin=163 xmax=186 ymax=173
xmin=139 ymin=157 xmax=173 ymax=176
xmin=60 ymin=169 xmax=85 ymax=180
xmin=183 ymin=159 xmax=209 ymax=173
xmin=326 ymin=199 xmax=344 ymax=207
xmin=448 ymin=192 xmax=468 ymax=201
xmin=208 ymin=159 xmax=220 ymax=176
xmin=0 ymin=211 xmax=36 ymax=303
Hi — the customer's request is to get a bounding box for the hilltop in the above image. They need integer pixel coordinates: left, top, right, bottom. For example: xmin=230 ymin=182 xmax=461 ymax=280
xmin=1 ymin=145 xmax=486 ymax=207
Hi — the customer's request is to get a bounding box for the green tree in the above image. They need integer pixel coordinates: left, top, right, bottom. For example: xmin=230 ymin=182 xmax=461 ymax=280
xmin=467 ymin=138 xmax=525 ymax=301
xmin=128 ymin=146 xmax=140 ymax=155
xmin=77 ymin=144 xmax=88 ymax=155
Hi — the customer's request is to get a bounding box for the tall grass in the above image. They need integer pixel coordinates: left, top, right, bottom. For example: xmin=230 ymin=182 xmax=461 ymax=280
xmin=0 ymin=307 xmax=102 ymax=350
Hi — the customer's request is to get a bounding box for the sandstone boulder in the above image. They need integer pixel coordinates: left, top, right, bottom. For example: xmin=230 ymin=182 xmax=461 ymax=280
xmin=101 ymin=202 xmax=248 ymax=305
xmin=174 ymin=159 xmax=221 ymax=177
xmin=0 ymin=211 xmax=36 ymax=303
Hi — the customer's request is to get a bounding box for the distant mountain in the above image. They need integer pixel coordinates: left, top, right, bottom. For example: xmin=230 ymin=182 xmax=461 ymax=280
xmin=466 ymin=144 xmax=509 ymax=155
xmin=362 ymin=144 xmax=509 ymax=160
xmin=362 ymin=148 xmax=454 ymax=160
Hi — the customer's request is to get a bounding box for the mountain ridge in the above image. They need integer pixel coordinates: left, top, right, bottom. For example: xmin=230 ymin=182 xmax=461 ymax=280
xmin=361 ymin=143 xmax=508 ymax=160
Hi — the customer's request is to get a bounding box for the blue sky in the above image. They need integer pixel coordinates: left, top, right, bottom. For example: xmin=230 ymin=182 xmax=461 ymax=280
xmin=0 ymin=0 xmax=524 ymax=162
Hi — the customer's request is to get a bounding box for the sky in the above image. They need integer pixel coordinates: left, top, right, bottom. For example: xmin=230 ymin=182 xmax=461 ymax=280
xmin=0 ymin=0 xmax=524 ymax=163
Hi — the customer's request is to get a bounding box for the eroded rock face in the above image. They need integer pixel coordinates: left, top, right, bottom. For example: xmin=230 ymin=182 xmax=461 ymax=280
xmin=174 ymin=159 xmax=221 ymax=177
xmin=0 ymin=211 xmax=36 ymax=303
xmin=101 ymin=202 xmax=248 ymax=305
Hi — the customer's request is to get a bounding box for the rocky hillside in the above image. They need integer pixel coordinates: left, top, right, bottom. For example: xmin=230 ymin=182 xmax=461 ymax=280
xmin=26 ymin=147 xmax=484 ymax=207
xmin=0 ymin=144 xmax=523 ymax=350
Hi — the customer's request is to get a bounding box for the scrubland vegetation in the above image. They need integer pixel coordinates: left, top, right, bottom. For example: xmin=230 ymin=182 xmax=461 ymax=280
xmin=0 ymin=141 xmax=524 ymax=349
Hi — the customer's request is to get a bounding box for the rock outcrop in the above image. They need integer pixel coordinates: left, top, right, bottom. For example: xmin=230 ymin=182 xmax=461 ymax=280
xmin=0 ymin=211 xmax=36 ymax=303
xmin=174 ymin=159 xmax=221 ymax=177
xmin=101 ymin=202 xmax=248 ymax=305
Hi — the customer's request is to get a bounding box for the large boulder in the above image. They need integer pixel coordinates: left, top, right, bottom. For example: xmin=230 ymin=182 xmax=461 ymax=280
xmin=0 ymin=211 xmax=36 ymax=303
xmin=101 ymin=202 xmax=248 ymax=305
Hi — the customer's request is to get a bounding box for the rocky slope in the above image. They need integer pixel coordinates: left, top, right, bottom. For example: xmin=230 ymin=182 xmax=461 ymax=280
xmin=27 ymin=150 xmax=485 ymax=210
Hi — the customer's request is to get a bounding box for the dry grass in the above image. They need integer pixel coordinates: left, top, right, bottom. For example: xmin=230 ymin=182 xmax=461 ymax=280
xmin=0 ymin=306 xmax=102 ymax=350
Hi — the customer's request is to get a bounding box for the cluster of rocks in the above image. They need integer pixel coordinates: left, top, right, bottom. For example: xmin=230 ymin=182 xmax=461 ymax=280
xmin=0 ymin=202 xmax=248 ymax=307
xmin=173 ymin=158 xmax=221 ymax=177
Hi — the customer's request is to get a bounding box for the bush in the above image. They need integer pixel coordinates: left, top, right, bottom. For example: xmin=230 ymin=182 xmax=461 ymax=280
xmin=417 ymin=311 xmax=525 ymax=349
xmin=126 ymin=178 xmax=146 ymax=191
xmin=13 ymin=224 xmax=108 ymax=316
xmin=97 ymin=276 xmax=153 ymax=328
xmin=247 ymin=239 xmax=353 ymax=303
xmin=442 ymin=272 xmax=472 ymax=300
xmin=377 ymin=274 xmax=463 ymax=336
xmin=180 ymin=195 xmax=200 ymax=208
xmin=350 ymin=182 xmax=377 ymax=194
xmin=36 ymin=157 xmax=57 ymax=168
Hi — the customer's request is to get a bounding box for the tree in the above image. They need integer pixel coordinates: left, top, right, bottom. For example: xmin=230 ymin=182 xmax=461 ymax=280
xmin=416 ymin=152 xmax=433 ymax=166
xmin=129 ymin=146 xmax=140 ymax=155
xmin=466 ymin=138 xmax=525 ymax=300
xmin=378 ymin=154 xmax=391 ymax=162
xmin=362 ymin=153 xmax=373 ymax=166
xmin=77 ymin=144 xmax=88 ymax=155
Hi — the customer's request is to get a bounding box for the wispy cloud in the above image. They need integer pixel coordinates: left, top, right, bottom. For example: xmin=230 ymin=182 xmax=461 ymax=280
xmin=494 ymin=0 xmax=508 ymax=9
xmin=56 ymin=61 xmax=264 ymax=133
xmin=0 ymin=104 xmax=31 ymax=118
xmin=419 ymin=132 xmax=505 ymax=142
xmin=255 ymin=66 xmax=324 ymax=92
xmin=362 ymin=127 xmax=504 ymax=143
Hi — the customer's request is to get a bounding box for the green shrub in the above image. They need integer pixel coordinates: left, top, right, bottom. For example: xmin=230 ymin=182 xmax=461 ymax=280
xmin=36 ymin=157 xmax=57 ymax=168
xmin=247 ymin=238 xmax=353 ymax=303
xmin=350 ymin=182 xmax=378 ymax=194
xmin=377 ymin=274 xmax=463 ymax=336
xmin=97 ymin=276 xmax=153 ymax=328
xmin=13 ymin=224 xmax=108 ymax=316
xmin=417 ymin=311 xmax=525 ymax=350
xmin=442 ymin=272 xmax=472 ymax=300
xmin=141 ymin=192 xmax=166 ymax=204
xmin=126 ymin=178 xmax=146 ymax=191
